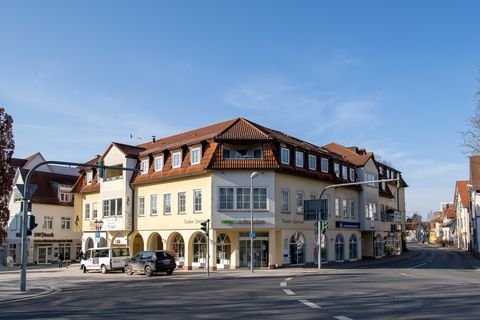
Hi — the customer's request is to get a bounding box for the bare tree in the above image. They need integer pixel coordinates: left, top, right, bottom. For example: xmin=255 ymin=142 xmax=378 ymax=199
xmin=0 ymin=107 xmax=15 ymax=242
xmin=461 ymin=75 xmax=480 ymax=155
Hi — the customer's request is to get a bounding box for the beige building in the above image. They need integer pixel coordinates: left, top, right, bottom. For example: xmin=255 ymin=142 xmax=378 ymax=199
xmin=73 ymin=118 xmax=407 ymax=269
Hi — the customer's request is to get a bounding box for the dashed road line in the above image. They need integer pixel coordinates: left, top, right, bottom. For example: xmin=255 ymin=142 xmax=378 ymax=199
xmin=400 ymin=272 xmax=421 ymax=278
xmin=334 ymin=316 xmax=353 ymax=320
xmin=285 ymin=277 xmax=293 ymax=281
xmin=283 ymin=289 xmax=295 ymax=295
xmin=409 ymin=263 xmax=427 ymax=269
xmin=298 ymin=299 xmax=321 ymax=309
xmin=280 ymin=282 xmax=287 ymax=287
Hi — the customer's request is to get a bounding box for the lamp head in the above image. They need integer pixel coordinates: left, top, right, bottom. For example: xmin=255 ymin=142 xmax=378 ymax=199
xmin=250 ymin=172 xmax=259 ymax=179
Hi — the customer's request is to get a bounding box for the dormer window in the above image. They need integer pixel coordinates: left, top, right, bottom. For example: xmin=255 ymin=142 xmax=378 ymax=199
xmin=281 ymin=147 xmax=290 ymax=164
xmin=308 ymin=155 xmax=317 ymax=170
xmin=190 ymin=147 xmax=201 ymax=165
xmin=342 ymin=165 xmax=348 ymax=179
xmin=140 ymin=159 xmax=149 ymax=174
xmin=295 ymin=151 xmax=304 ymax=167
xmin=349 ymin=168 xmax=355 ymax=181
xmin=334 ymin=163 xmax=340 ymax=177
xmin=321 ymin=158 xmax=329 ymax=173
xmin=86 ymin=172 xmax=93 ymax=185
xmin=172 ymin=151 xmax=182 ymax=168
xmin=154 ymin=155 xmax=164 ymax=172
xmin=223 ymin=144 xmax=262 ymax=160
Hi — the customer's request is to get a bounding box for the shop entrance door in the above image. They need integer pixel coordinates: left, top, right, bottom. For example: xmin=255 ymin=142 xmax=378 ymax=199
xmin=37 ymin=246 xmax=52 ymax=264
xmin=239 ymin=233 xmax=269 ymax=268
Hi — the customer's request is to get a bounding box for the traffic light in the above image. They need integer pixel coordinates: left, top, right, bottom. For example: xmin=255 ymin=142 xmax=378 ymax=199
xmin=200 ymin=219 xmax=210 ymax=236
xmin=27 ymin=214 xmax=38 ymax=236
xmin=97 ymin=160 xmax=105 ymax=179
xmin=321 ymin=221 xmax=328 ymax=233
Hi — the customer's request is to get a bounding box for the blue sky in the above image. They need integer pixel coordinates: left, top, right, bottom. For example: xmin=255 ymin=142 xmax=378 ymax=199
xmin=1 ymin=0 xmax=479 ymax=218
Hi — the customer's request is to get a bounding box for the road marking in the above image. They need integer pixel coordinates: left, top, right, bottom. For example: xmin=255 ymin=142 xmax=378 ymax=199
xmin=298 ymin=299 xmax=321 ymax=309
xmin=283 ymin=289 xmax=295 ymax=295
xmin=285 ymin=277 xmax=293 ymax=281
xmin=334 ymin=316 xmax=353 ymax=320
xmin=400 ymin=272 xmax=421 ymax=278
xmin=280 ymin=282 xmax=287 ymax=287
xmin=409 ymin=263 xmax=427 ymax=269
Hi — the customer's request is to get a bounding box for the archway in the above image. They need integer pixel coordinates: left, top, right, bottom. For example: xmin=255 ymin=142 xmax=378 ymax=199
xmin=216 ymin=233 xmax=231 ymax=265
xmin=98 ymin=237 xmax=107 ymax=248
xmin=349 ymin=234 xmax=358 ymax=260
xmin=191 ymin=233 xmax=207 ymax=264
xmin=132 ymin=234 xmax=144 ymax=255
xmin=374 ymin=234 xmax=384 ymax=257
xmin=335 ymin=234 xmax=345 ymax=261
xmin=289 ymin=232 xmax=306 ymax=265
xmin=85 ymin=238 xmax=94 ymax=251
xmin=169 ymin=233 xmax=185 ymax=266
xmin=147 ymin=233 xmax=163 ymax=250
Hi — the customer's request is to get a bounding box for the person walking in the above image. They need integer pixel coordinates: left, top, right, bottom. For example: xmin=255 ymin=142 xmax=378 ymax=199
xmin=58 ymin=252 xmax=64 ymax=268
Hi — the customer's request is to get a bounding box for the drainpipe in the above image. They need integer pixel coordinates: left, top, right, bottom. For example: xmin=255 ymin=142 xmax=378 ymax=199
xmin=127 ymin=182 xmax=135 ymax=250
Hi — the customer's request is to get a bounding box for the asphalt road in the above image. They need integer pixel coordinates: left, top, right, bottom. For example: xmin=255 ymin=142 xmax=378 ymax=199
xmin=1 ymin=244 xmax=479 ymax=320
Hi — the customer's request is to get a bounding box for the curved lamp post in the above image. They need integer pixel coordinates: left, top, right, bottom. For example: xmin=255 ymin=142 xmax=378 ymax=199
xmin=250 ymin=172 xmax=259 ymax=273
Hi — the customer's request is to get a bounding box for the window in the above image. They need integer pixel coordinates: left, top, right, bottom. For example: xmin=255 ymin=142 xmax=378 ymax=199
xmin=342 ymin=199 xmax=348 ymax=217
xmin=281 ymin=189 xmax=290 ymax=212
xmin=103 ymin=198 xmax=122 ymax=217
xmin=138 ymin=197 xmax=145 ymax=216
xmin=163 ymin=193 xmax=172 ymax=214
xmin=253 ymin=188 xmax=267 ymax=210
xmin=386 ymin=169 xmax=391 ymax=179
xmin=350 ymin=200 xmax=355 ymax=218
xmin=190 ymin=147 xmax=201 ymax=165
xmin=59 ymin=192 xmax=71 ymax=202
xmin=194 ymin=190 xmax=202 ymax=212
xmin=296 ymin=192 xmax=304 ymax=214
xmin=85 ymin=203 xmax=90 ymax=220
xmin=335 ymin=198 xmax=340 ymax=217
xmin=172 ymin=151 xmax=182 ymax=168
xmin=236 ymin=188 xmax=250 ymax=209
xmin=321 ymin=158 xmax=329 ymax=173
xmin=178 ymin=192 xmax=186 ymax=214
xmin=342 ymin=166 xmax=348 ymax=179
xmin=335 ymin=234 xmax=345 ymax=261
xmin=150 ymin=195 xmax=158 ymax=215
xmin=154 ymin=155 xmax=164 ymax=172
xmin=253 ymin=149 xmax=262 ymax=159
xmin=140 ymin=159 xmax=149 ymax=174
xmin=295 ymin=151 xmax=304 ymax=167
xmin=349 ymin=234 xmax=358 ymax=260
xmin=219 ymin=188 xmax=234 ymax=210
xmin=281 ymin=148 xmax=290 ymax=164
xmin=366 ymin=172 xmax=378 ymax=187
xmin=223 ymin=148 xmax=231 ymax=159
xmin=366 ymin=202 xmax=377 ymax=219
xmin=43 ymin=216 xmax=53 ymax=230
xmin=61 ymin=217 xmax=71 ymax=230
xmin=334 ymin=163 xmax=340 ymax=177
xmin=92 ymin=202 xmax=98 ymax=219
xmin=349 ymin=168 xmax=355 ymax=181
xmin=86 ymin=172 xmax=93 ymax=184
xmin=222 ymin=146 xmax=262 ymax=159
xmin=308 ymin=155 xmax=317 ymax=170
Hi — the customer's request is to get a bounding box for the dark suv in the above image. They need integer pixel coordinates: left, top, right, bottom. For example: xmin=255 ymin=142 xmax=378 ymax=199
xmin=125 ymin=250 xmax=176 ymax=276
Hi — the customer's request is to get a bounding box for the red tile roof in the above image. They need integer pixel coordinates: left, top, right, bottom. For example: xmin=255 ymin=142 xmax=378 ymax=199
xmin=470 ymin=156 xmax=480 ymax=190
xmin=323 ymin=142 xmax=373 ymax=166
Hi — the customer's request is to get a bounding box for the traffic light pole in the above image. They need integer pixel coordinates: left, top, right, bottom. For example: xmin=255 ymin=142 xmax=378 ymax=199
xmin=19 ymin=160 xmax=136 ymax=292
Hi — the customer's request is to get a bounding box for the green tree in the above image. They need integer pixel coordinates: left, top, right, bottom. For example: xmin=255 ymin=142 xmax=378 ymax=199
xmin=0 ymin=107 xmax=15 ymax=242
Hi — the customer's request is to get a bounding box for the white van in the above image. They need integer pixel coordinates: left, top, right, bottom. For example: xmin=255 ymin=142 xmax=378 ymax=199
xmin=80 ymin=247 xmax=130 ymax=274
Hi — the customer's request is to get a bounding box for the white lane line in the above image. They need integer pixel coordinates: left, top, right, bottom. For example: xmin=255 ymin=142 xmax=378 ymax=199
xmin=298 ymin=299 xmax=321 ymax=309
xmin=409 ymin=263 xmax=427 ymax=269
xmin=283 ymin=289 xmax=295 ymax=295
xmin=280 ymin=282 xmax=287 ymax=287
xmin=400 ymin=272 xmax=421 ymax=278
xmin=334 ymin=316 xmax=353 ymax=320
xmin=285 ymin=277 xmax=293 ymax=281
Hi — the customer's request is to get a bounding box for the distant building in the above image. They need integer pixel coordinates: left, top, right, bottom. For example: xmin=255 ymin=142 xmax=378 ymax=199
xmin=454 ymin=180 xmax=470 ymax=250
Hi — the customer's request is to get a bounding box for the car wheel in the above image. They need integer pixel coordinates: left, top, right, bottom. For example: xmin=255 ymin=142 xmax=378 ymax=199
xmin=166 ymin=269 xmax=173 ymax=276
xmin=101 ymin=264 xmax=108 ymax=274
xmin=125 ymin=265 xmax=133 ymax=275
xmin=145 ymin=265 xmax=153 ymax=276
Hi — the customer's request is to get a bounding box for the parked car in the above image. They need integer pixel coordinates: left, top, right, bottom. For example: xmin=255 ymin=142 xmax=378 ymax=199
xmin=125 ymin=250 xmax=176 ymax=276
xmin=81 ymin=247 xmax=130 ymax=274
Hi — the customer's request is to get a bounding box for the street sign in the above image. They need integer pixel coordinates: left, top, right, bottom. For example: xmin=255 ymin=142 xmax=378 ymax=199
xmin=95 ymin=232 xmax=100 ymax=239
xmin=249 ymin=232 xmax=256 ymax=238
xmin=304 ymin=199 xmax=328 ymax=221
xmin=16 ymin=184 xmax=38 ymax=199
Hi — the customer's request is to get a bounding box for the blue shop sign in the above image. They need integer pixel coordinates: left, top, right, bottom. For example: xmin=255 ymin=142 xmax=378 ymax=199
xmin=336 ymin=221 xmax=360 ymax=229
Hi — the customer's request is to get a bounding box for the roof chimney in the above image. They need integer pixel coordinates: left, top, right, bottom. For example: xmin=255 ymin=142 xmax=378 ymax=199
xmin=152 ymin=136 xmax=156 ymax=143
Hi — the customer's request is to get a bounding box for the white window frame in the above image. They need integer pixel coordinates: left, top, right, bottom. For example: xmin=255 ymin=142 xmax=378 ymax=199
xmin=366 ymin=172 xmax=378 ymax=188
xmin=281 ymin=189 xmax=290 ymax=213
xmin=335 ymin=198 xmax=340 ymax=217
xmin=321 ymin=158 xmax=329 ymax=173
xmin=178 ymin=192 xmax=186 ymax=214
xmin=150 ymin=194 xmax=158 ymax=216
xmin=138 ymin=196 xmax=145 ymax=216
xmin=308 ymin=155 xmax=317 ymax=170
xmin=43 ymin=216 xmax=53 ymax=230
xmin=281 ymin=148 xmax=290 ymax=165
xmin=219 ymin=187 xmax=235 ymax=210
xmin=61 ymin=217 xmax=71 ymax=230
xmin=342 ymin=199 xmax=348 ymax=217
xmin=85 ymin=203 xmax=90 ymax=220
xmin=86 ymin=172 xmax=93 ymax=185
xmin=350 ymin=200 xmax=355 ymax=218
xmin=102 ymin=198 xmax=123 ymax=217
xmin=334 ymin=163 xmax=340 ymax=177
xmin=295 ymin=151 xmax=304 ymax=167
xmin=349 ymin=168 xmax=355 ymax=181
xmin=342 ymin=166 xmax=348 ymax=180
xmin=92 ymin=202 xmax=98 ymax=219
xmin=193 ymin=189 xmax=202 ymax=213
xmin=163 ymin=193 xmax=171 ymax=215
xmin=190 ymin=147 xmax=201 ymax=165
xmin=296 ymin=191 xmax=304 ymax=214
xmin=140 ymin=159 xmax=149 ymax=174
xmin=172 ymin=151 xmax=182 ymax=168
xmin=154 ymin=155 xmax=164 ymax=172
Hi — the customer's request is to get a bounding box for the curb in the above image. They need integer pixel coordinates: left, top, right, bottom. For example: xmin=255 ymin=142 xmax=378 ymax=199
xmin=0 ymin=286 xmax=57 ymax=305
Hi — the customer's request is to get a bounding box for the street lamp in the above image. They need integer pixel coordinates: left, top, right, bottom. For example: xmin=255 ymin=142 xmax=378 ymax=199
xmin=94 ymin=219 xmax=104 ymax=247
xmin=250 ymin=172 xmax=259 ymax=273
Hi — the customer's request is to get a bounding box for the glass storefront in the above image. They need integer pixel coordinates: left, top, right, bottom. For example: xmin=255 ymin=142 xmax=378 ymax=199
xmin=239 ymin=232 xmax=269 ymax=268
